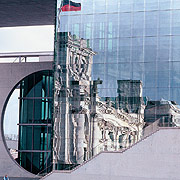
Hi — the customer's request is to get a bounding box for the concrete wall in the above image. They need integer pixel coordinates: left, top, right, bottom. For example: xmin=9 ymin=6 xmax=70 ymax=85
xmin=0 ymin=61 xmax=53 ymax=179
xmin=43 ymin=128 xmax=180 ymax=180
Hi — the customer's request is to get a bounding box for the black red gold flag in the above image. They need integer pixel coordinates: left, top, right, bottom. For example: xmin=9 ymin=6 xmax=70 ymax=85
xmin=61 ymin=0 xmax=81 ymax=11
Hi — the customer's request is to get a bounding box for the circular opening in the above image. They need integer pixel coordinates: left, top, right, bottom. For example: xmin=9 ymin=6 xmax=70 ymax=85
xmin=3 ymin=70 xmax=53 ymax=175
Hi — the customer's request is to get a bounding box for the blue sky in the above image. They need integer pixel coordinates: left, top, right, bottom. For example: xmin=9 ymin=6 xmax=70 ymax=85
xmin=2 ymin=25 xmax=54 ymax=136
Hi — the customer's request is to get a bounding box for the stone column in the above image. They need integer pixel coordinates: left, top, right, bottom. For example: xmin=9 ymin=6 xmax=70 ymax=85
xmin=92 ymin=118 xmax=101 ymax=156
xmin=75 ymin=114 xmax=85 ymax=164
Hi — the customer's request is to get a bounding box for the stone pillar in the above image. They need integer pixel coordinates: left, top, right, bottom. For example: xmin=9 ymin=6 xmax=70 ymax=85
xmin=92 ymin=119 xmax=101 ymax=156
xmin=114 ymin=130 xmax=119 ymax=151
xmin=75 ymin=114 xmax=85 ymax=164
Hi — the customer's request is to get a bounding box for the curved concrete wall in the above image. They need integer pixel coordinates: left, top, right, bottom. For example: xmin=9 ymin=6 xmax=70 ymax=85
xmin=43 ymin=128 xmax=180 ymax=180
xmin=0 ymin=62 xmax=53 ymax=179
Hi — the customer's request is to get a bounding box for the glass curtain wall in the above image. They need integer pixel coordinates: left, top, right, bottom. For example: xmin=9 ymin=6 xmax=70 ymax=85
xmin=54 ymin=0 xmax=180 ymax=170
xmin=18 ymin=70 xmax=53 ymax=174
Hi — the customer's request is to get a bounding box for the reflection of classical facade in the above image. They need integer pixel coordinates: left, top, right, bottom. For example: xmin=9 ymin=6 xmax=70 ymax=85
xmin=94 ymin=80 xmax=145 ymax=154
xmin=54 ymin=32 xmax=145 ymax=169
xmin=54 ymin=32 xmax=96 ymax=168
xmin=94 ymin=96 xmax=144 ymax=152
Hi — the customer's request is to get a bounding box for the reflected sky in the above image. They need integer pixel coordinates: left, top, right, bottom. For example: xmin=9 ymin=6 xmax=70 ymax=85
xmin=4 ymin=89 xmax=19 ymax=135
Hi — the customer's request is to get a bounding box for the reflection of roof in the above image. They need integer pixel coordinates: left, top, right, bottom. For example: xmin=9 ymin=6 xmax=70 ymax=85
xmin=0 ymin=0 xmax=55 ymax=27
xmin=145 ymin=99 xmax=180 ymax=117
xmin=147 ymin=100 xmax=178 ymax=108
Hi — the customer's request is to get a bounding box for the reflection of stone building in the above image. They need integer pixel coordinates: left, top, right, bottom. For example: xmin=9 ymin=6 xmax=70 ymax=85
xmin=96 ymin=80 xmax=145 ymax=153
xmin=54 ymin=32 xmax=145 ymax=169
xmin=117 ymin=80 xmax=145 ymax=135
xmin=54 ymin=32 xmax=96 ymax=169
xmin=94 ymin=96 xmax=144 ymax=152
xmin=145 ymin=99 xmax=180 ymax=127
xmin=117 ymin=80 xmax=144 ymax=114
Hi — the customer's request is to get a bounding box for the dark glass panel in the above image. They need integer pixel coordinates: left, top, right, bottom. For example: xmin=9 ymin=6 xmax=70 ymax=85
xmin=33 ymin=126 xmax=51 ymax=151
xmin=20 ymin=99 xmax=34 ymax=124
xmin=19 ymin=152 xmax=32 ymax=173
xmin=18 ymin=70 xmax=53 ymax=174
xmin=19 ymin=152 xmax=52 ymax=175
xmin=19 ymin=126 xmax=32 ymax=150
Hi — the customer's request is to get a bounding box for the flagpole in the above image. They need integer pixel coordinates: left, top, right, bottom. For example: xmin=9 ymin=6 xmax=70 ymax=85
xmin=57 ymin=0 xmax=64 ymax=32
xmin=53 ymin=0 xmax=63 ymax=171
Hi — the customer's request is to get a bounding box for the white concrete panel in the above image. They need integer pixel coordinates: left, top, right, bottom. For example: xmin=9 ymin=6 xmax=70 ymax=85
xmin=42 ymin=128 xmax=180 ymax=180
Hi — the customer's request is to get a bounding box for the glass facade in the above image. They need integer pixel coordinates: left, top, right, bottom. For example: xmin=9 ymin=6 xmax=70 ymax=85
xmin=54 ymin=0 xmax=180 ymax=170
xmin=18 ymin=70 xmax=53 ymax=174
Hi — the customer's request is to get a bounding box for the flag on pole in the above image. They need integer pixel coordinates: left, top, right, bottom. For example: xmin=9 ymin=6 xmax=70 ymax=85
xmin=61 ymin=0 xmax=81 ymax=11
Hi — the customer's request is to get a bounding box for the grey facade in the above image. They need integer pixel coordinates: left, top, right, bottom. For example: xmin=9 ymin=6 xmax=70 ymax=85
xmin=0 ymin=61 xmax=53 ymax=179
